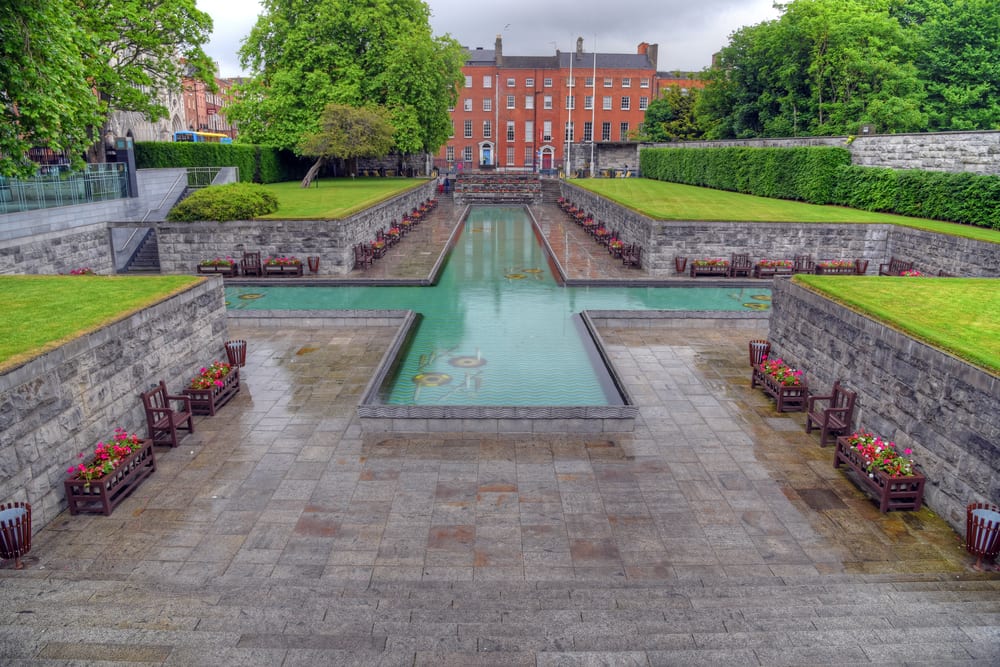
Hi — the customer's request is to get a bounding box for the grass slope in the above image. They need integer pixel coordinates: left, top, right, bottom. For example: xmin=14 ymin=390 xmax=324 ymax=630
xmin=0 ymin=275 xmax=202 ymax=372
xmin=575 ymin=179 xmax=1000 ymax=243
xmin=259 ymin=177 xmax=425 ymax=219
xmin=795 ymin=276 xmax=1000 ymax=374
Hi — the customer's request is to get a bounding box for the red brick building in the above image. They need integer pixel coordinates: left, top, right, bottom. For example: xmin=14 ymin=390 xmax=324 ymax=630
xmin=182 ymin=74 xmax=238 ymax=140
xmin=436 ymin=36 xmax=698 ymax=174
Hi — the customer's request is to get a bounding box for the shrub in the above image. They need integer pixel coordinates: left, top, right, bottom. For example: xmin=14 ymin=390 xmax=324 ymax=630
xmin=133 ymin=142 xmax=310 ymax=184
xmin=166 ymin=183 xmax=279 ymax=222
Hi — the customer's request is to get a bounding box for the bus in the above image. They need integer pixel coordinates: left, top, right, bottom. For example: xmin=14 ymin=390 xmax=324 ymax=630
xmin=173 ymin=130 xmax=233 ymax=144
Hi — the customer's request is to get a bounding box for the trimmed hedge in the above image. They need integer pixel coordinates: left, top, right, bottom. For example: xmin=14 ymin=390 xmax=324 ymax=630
xmin=133 ymin=142 xmax=309 ymax=184
xmin=640 ymin=147 xmax=851 ymax=205
xmin=640 ymin=146 xmax=1000 ymax=228
xmin=165 ymin=182 xmax=279 ymax=222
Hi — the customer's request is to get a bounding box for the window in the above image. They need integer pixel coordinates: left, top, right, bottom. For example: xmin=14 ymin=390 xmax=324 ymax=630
xmin=543 ymin=77 xmax=552 ymax=87
xmin=506 ymin=77 xmax=515 ymax=87
xmin=639 ymin=96 xmax=649 ymax=110
xmin=464 ymin=75 xmax=472 ymax=88
xmin=447 ymin=104 xmax=454 ymax=112
xmin=619 ymin=122 xmax=629 ymax=141
xmin=583 ymin=121 xmax=593 ymax=143
xmin=621 ymin=96 xmax=630 ymax=110
xmin=565 ymin=95 xmax=575 ymax=110
xmin=463 ymin=146 xmax=473 ymax=162
xmin=506 ymin=146 xmax=514 ymax=166
xmin=564 ymin=122 xmax=574 ymax=142
xmin=603 ymin=77 xmax=613 ymax=88
xmin=567 ymin=76 xmax=575 ymax=87
xmin=483 ymin=120 xmax=492 ymax=138
xmin=525 ymin=146 xmax=533 ymax=166
xmin=601 ymin=122 xmax=611 ymax=141
xmin=525 ymin=120 xmax=534 ymax=142
xmin=542 ymin=120 xmax=552 ymax=141
xmin=483 ymin=98 xmax=492 ymax=112
xmin=449 ymin=121 xmax=454 ymax=138
xmin=524 ymin=95 xmax=534 ymax=110
xmin=506 ymin=121 xmax=515 ymax=141
xmin=464 ymin=120 xmax=473 ymax=138
xmin=622 ymin=77 xmax=631 ymax=88
xmin=640 ymin=78 xmax=650 ymax=88
xmin=483 ymin=75 xmax=492 ymax=88
xmin=463 ymin=98 xmax=472 ymax=112
xmin=585 ymin=76 xmax=593 ymax=88
xmin=446 ymin=146 xmax=455 ymax=162
xmin=543 ymin=95 xmax=553 ymax=109
xmin=525 ymin=77 xmax=534 ymax=87
xmin=506 ymin=95 xmax=515 ymax=109
xmin=602 ymin=96 xmax=612 ymax=110
xmin=584 ymin=95 xmax=593 ymax=110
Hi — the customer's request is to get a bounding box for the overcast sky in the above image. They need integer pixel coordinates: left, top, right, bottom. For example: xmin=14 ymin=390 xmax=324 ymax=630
xmin=197 ymin=0 xmax=781 ymax=78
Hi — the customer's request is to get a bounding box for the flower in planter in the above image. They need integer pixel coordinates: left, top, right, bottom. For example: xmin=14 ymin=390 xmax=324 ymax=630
xmin=190 ymin=361 xmax=233 ymax=390
xmin=845 ymin=431 xmax=917 ymax=477
xmin=69 ymin=268 xmax=96 ymax=275
xmin=692 ymin=258 xmax=730 ymax=268
xmin=759 ymin=357 xmax=804 ymax=386
xmin=264 ymin=256 xmax=301 ymax=266
xmin=608 ymin=239 xmax=624 ymax=251
xmin=757 ymin=259 xmax=792 ymax=269
xmin=387 ymin=226 xmax=401 ymax=237
xmin=371 ymin=239 xmax=386 ymax=250
xmin=199 ymin=257 xmax=236 ymax=267
xmin=901 ymin=269 xmax=924 ymax=277
xmin=66 ymin=428 xmax=146 ymax=487
xmin=817 ymin=259 xmax=854 ymax=269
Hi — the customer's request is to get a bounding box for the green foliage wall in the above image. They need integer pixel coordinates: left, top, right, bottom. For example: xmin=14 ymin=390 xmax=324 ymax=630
xmin=640 ymin=147 xmax=851 ymax=204
xmin=133 ymin=142 xmax=309 ymax=183
xmin=640 ymin=146 xmax=1000 ymax=229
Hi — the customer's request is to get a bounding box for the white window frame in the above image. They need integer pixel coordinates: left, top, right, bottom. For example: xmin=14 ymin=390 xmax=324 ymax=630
xmin=525 ymin=77 xmax=534 ymax=87
xmin=601 ymin=122 xmax=611 ymax=141
xmin=603 ymin=77 xmax=613 ymax=88
xmin=565 ymin=95 xmax=575 ymax=110
xmin=483 ymin=120 xmax=492 ymax=138
xmin=543 ymin=95 xmax=553 ymax=110
xmin=506 ymin=77 xmax=515 ymax=87
xmin=583 ymin=121 xmax=593 ymax=143
xmin=564 ymin=121 xmax=574 ymax=142
xmin=446 ymin=146 xmax=455 ymax=162
xmin=584 ymin=95 xmax=593 ymax=110
xmin=567 ymin=76 xmax=575 ymax=87
xmin=483 ymin=98 xmax=492 ymax=112
xmin=525 ymin=120 xmax=534 ymax=142
xmin=483 ymin=75 xmax=492 ymax=88
xmin=543 ymin=77 xmax=553 ymax=87
xmin=639 ymin=96 xmax=649 ymax=111
xmin=506 ymin=120 xmax=515 ymax=141
xmin=602 ymin=96 xmax=612 ymax=110
xmin=463 ymin=98 xmax=472 ymax=112
xmin=621 ymin=96 xmax=630 ymax=110
xmin=542 ymin=120 xmax=552 ymax=141
xmin=640 ymin=78 xmax=650 ymax=88
xmin=619 ymin=122 xmax=629 ymax=141
xmin=525 ymin=95 xmax=534 ymax=110
xmin=464 ymin=120 xmax=473 ymax=138
xmin=506 ymin=146 xmax=514 ymax=166
xmin=506 ymin=95 xmax=515 ymax=109
xmin=464 ymin=75 xmax=472 ymax=88
xmin=463 ymin=146 xmax=473 ymax=162
xmin=622 ymin=77 xmax=631 ymax=88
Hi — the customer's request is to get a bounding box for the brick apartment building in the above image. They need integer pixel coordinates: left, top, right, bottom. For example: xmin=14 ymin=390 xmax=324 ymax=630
xmin=435 ymin=35 xmax=701 ymax=174
xmin=182 ymin=74 xmax=238 ymax=140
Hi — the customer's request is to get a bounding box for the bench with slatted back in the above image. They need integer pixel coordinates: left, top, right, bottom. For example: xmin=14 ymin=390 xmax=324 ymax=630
xmin=140 ymin=380 xmax=194 ymax=448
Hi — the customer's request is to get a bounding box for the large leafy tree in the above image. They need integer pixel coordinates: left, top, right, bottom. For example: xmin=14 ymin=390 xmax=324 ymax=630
xmin=226 ymin=0 xmax=465 ymax=160
xmin=298 ymin=103 xmax=396 ymax=186
xmin=637 ymin=86 xmax=702 ymax=142
xmin=0 ymin=0 xmax=103 ymax=177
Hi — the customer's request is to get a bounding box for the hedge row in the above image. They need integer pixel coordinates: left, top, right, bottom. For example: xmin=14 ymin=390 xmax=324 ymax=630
xmin=133 ymin=142 xmax=309 ymax=184
xmin=639 ymin=147 xmax=852 ymax=204
xmin=640 ymin=146 xmax=1000 ymax=228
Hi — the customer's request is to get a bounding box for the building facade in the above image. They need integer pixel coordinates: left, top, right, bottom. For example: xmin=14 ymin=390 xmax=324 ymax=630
xmin=436 ymin=36 xmax=698 ymax=174
xmin=182 ymin=75 xmax=238 ymax=140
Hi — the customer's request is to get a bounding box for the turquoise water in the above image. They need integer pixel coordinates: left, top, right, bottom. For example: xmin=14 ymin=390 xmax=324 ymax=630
xmin=227 ymin=207 xmax=770 ymax=406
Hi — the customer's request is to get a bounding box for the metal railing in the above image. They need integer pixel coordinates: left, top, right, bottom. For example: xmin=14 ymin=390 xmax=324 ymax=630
xmin=0 ymin=164 xmax=131 ymax=215
xmin=186 ymin=166 xmax=236 ymax=188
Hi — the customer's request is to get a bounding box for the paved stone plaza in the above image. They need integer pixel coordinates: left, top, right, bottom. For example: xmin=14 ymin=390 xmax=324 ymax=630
xmin=1 ymin=198 xmax=998 ymax=665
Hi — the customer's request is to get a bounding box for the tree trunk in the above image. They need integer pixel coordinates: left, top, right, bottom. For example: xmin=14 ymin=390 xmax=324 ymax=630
xmin=300 ymin=156 xmax=327 ymax=188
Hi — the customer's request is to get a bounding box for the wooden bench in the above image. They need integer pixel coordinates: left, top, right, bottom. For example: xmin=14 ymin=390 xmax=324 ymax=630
xmin=140 ymin=381 xmax=194 ymax=448
xmin=622 ymin=244 xmax=642 ymax=269
xmin=878 ymin=257 xmax=913 ymax=276
xmin=806 ymin=380 xmax=857 ymax=446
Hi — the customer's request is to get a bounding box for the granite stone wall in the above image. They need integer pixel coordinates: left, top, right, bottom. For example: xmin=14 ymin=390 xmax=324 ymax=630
xmin=130 ymin=181 xmax=436 ymax=275
xmin=0 ymin=224 xmax=114 ymax=275
xmin=767 ymin=279 xmax=999 ymax=533
xmin=562 ymin=183 xmax=999 ymax=278
xmin=0 ymin=279 xmax=228 ymax=529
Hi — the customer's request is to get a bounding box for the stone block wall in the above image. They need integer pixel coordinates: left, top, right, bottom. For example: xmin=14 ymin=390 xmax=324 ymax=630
xmin=0 ymin=279 xmax=228 ymax=529
xmin=132 ymin=181 xmax=436 ymax=276
xmin=0 ymin=223 xmax=114 ymax=275
xmin=767 ymin=279 xmax=999 ymax=533
xmin=886 ymin=228 xmax=998 ymax=277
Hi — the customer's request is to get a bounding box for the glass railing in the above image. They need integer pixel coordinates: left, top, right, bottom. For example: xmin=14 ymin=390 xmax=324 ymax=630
xmin=0 ymin=164 xmax=131 ymax=215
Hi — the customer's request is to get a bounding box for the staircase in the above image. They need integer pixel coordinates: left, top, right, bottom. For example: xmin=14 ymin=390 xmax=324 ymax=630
xmin=121 ymin=229 xmax=161 ymax=274
xmin=540 ymin=178 xmax=562 ymax=204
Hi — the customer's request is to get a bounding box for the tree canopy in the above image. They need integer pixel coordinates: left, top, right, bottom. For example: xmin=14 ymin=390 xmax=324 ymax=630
xmin=298 ymin=103 xmax=396 ymax=186
xmin=225 ymin=0 xmax=465 ymax=158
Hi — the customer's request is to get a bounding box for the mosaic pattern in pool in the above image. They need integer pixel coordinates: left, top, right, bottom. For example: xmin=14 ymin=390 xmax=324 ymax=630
xmin=227 ymin=207 xmax=770 ymax=406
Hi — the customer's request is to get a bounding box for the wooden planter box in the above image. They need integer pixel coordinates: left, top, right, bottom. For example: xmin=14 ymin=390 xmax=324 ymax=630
xmin=815 ymin=264 xmax=856 ymax=275
xmin=834 ymin=436 xmax=925 ymax=512
xmin=183 ymin=367 xmax=240 ymax=416
xmin=263 ymin=263 xmax=303 ymax=277
xmin=64 ymin=440 xmax=156 ymax=516
xmin=197 ymin=264 xmax=238 ymax=277
xmin=690 ymin=264 xmax=730 ymax=277
xmin=754 ymin=265 xmax=793 ymax=278
xmin=751 ymin=367 xmax=808 ymax=412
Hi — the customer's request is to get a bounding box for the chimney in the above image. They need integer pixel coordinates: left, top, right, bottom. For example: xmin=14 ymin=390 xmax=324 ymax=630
xmin=637 ymin=42 xmax=648 ymax=55
xmin=646 ymin=43 xmax=658 ymax=70
xmin=576 ymin=36 xmax=584 ymax=60
xmin=495 ymin=34 xmax=503 ymax=66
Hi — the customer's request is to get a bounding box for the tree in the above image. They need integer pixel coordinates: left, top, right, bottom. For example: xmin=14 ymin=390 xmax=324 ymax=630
xmin=298 ymin=103 xmax=396 ymax=187
xmin=80 ymin=0 xmax=215 ymax=160
xmin=637 ymin=87 xmax=702 ymax=142
xmin=0 ymin=0 xmax=103 ymax=177
xmin=226 ymin=0 xmax=465 ymax=161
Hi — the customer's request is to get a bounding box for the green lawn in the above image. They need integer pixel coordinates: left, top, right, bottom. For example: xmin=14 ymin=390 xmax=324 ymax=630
xmin=259 ymin=177 xmax=426 ymax=219
xmin=794 ymin=276 xmax=1000 ymax=374
xmin=575 ymin=178 xmax=1000 ymax=244
xmin=0 ymin=275 xmax=202 ymax=373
